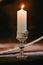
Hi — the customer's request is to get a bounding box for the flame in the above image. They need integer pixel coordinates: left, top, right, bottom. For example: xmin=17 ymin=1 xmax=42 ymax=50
xmin=21 ymin=4 xmax=24 ymax=9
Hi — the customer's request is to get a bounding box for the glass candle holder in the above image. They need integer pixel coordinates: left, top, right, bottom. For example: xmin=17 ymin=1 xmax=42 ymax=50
xmin=16 ymin=31 xmax=29 ymax=58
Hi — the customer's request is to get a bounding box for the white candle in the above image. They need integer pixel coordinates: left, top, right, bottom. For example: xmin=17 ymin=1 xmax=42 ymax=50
xmin=17 ymin=5 xmax=27 ymax=33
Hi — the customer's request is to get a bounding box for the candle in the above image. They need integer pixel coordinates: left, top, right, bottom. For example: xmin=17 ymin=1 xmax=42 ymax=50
xmin=17 ymin=5 xmax=27 ymax=38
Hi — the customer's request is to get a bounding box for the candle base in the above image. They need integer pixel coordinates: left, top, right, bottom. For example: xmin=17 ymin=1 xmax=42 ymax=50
xmin=16 ymin=31 xmax=29 ymax=58
xmin=16 ymin=54 xmax=28 ymax=59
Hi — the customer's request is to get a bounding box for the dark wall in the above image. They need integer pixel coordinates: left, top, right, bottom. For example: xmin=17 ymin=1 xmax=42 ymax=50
xmin=28 ymin=0 xmax=43 ymax=39
xmin=0 ymin=9 xmax=12 ymax=38
xmin=0 ymin=0 xmax=43 ymax=40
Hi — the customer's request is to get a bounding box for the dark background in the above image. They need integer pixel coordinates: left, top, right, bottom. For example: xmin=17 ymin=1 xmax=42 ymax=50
xmin=0 ymin=0 xmax=43 ymax=40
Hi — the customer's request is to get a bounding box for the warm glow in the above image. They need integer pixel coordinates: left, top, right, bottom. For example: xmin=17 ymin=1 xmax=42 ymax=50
xmin=0 ymin=0 xmax=3 ymax=2
xmin=21 ymin=4 xmax=24 ymax=9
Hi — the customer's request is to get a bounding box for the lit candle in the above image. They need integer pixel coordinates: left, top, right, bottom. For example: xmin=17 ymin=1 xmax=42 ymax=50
xmin=17 ymin=4 xmax=27 ymax=38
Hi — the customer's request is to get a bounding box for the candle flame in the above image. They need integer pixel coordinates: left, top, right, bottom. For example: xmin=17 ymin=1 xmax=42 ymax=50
xmin=21 ymin=4 xmax=24 ymax=9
